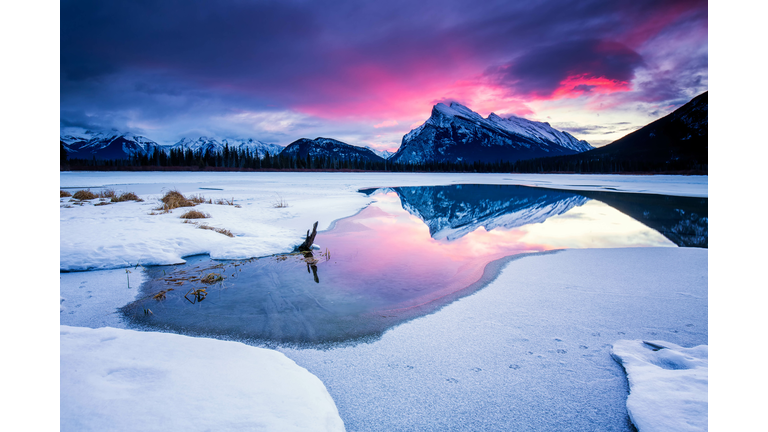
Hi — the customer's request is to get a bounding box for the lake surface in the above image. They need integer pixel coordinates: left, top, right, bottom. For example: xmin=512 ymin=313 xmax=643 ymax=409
xmin=121 ymin=184 xmax=707 ymax=346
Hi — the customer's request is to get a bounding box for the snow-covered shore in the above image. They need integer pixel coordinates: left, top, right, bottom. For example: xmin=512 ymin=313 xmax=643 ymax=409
xmin=57 ymin=172 xmax=709 ymax=431
xmin=61 ymin=325 xmax=345 ymax=432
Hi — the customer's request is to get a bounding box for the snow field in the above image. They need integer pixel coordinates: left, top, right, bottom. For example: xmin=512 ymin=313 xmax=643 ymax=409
xmin=612 ymin=340 xmax=707 ymax=432
xmin=60 ymin=325 xmax=345 ymax=432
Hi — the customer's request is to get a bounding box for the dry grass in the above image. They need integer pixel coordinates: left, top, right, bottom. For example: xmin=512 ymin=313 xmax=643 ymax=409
xmin=180 ymin=209 xmax=210 ymax=219
xmin=214 ymin=198 xmax=241 ymax=207
xmin=183 ymin=220 xmax=234 ymax=237
xmin=188 ymin=193 xmax=211 ymax=204
xmin=94 ymin=201 xmax=112 ymax=206
xmin=97 ymin=189 xmax=116 ymax=199
xmin=60 ymin=190 xmax=72 ymax=198
xmin=272 ymin=194 xmax=289 ymax=208
xmin=200 ymin=273 xmax=223 ymax=284
xmin=155 ymin=189 xmax=198 ymax=212
xmin=112 ymin=192 xmax=143 ymax=202
xmin=72 ymin=190 xmax=97 ymax=200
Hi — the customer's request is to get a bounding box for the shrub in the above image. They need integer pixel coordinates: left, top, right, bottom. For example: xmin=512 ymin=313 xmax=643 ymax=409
xmin=60 ymin=190 xmax=72 ymax=198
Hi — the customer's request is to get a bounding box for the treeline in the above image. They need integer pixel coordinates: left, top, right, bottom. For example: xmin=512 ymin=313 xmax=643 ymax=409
xmin=61 ymin=144 xmax=706 ymax=174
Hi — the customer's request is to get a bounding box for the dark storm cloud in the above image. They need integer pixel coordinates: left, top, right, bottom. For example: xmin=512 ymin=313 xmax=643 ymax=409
xmin=60 ymin=0 xmax=707 ymax=141
xmin=484 ymin=39 xmax=644 ymax=97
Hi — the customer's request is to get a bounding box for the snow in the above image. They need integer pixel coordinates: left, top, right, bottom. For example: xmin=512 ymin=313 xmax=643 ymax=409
xmin=57 ymin=172 xmax=709 ymax=431
xmin=611 ymin=340 xmax=707 ymax=432
xmin=60 ymin=325 xmax=345 ymax=432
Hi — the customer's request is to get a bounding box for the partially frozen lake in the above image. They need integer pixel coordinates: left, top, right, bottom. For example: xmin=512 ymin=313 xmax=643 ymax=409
xmin=120 ymin=184 xmax=706 ymax=346
xmin=60 ymin=172 xmax=708 ymax=432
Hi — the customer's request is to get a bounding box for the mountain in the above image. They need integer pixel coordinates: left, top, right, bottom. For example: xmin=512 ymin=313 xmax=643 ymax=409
xmin=365 ymin=147 xmax=394 ymax=159
xmin=61 ymin=133 xmax=285 ymax=160
xmin=221 ymin=138 xmax=284 ymax=158
xmin=389 ymin=102 xmax=593 ymax=164
xmin=519 ymin=92 xmax=708 ymax=172
xmin=169 ymin=137 xmax=224 ymax=155
xmin=280 ymin=137 xmax=385 ymax=163
xmin=579 ymin=91 xmax=707 ymax=168
xmin=61 ymin=132 xmax=164 ymax=160
xmin=168 ymin=137 xmax=284 ymax=158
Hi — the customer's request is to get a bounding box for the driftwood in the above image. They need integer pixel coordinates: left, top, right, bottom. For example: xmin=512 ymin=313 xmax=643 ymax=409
xmin=298 ymin=221 xmax=319 ymax=252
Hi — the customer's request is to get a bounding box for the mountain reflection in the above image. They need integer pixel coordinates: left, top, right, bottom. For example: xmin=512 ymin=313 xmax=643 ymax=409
xmin=363 ymin=184 xmax=707 ymax=248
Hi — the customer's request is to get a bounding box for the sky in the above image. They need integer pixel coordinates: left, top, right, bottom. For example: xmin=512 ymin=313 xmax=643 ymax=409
xmin=59 ymin=0 xmax=708 ymax=151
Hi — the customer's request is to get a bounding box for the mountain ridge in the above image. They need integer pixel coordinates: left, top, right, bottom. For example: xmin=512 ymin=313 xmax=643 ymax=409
xmin=389 ymin=102 xmax=593 ymax=164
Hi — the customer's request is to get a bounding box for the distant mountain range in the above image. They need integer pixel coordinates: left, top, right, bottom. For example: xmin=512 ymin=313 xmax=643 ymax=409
xmin=389 ymin=102 xmax=594 ymax=164
xmin=60 ymin=92 xmax=707 ymax=173
xmin=61 ymin=133 xmax=285 ymax=160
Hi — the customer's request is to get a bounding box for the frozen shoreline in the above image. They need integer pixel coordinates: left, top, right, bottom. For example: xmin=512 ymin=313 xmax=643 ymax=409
xmin=60 ymin=172 xmax=707 ymax=271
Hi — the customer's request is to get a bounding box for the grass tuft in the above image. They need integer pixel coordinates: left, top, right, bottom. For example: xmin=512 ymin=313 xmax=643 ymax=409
xmin=97 ymin=189 xmax=116 ymax=199
xmin=72 ymin=190 xmax=97 ymax=200
xmin=200 ymin=273 xmax=224 ymax=284
xmin=180 ymin=209 xmax=210 ymax=219
xmin=60 ymin=190 xmax=72 ymax=198
xmin=272 ymin=194 xmax=289 ymax=208
xmin=188 ymin=193 xmax=211 ymax=204
xmin=112 ymin=192 xmax=143 ymax=202
xmin=184 ymin=220 xmax=234 ymax=237
xmin=155 ymin=189 xmax=196 ymax=212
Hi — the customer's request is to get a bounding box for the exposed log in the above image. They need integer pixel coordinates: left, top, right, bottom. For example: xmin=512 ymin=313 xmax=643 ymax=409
xmin=298 ymin=221 xmax=319 ymax=252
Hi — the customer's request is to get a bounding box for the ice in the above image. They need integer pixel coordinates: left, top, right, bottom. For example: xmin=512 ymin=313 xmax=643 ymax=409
xmin=60 ymin=326 xmax=345 ymax=431
xmin=612 ymin=340 xmax=708 ymax=432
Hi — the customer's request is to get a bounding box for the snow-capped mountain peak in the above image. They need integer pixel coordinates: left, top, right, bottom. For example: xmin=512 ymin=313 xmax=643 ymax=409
xmin=390 ymin=102 xmax=593 ymax=164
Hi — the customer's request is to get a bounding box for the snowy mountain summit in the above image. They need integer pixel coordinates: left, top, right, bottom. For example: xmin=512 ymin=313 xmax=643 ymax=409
xmin=389 ymin=102 xmax=593 ymax=164
xmin=170 ymin=137 xmax=284 ymax=158
xmin=61 ymin=131 xmax=164 ymax=160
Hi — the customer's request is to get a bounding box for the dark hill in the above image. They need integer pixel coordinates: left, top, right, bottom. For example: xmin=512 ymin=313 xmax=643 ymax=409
xmin=513 ymin=92 xmax=708 ymax=173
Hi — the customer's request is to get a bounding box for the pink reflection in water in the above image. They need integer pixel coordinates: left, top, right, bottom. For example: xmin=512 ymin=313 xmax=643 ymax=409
xmin=315 ymin=194 xmax=553 ymax=311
